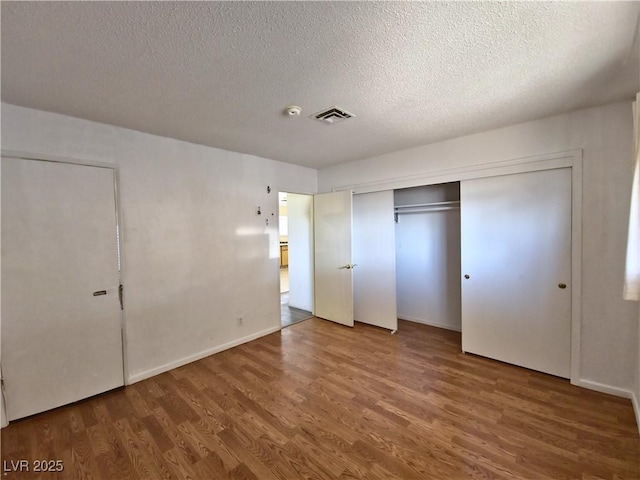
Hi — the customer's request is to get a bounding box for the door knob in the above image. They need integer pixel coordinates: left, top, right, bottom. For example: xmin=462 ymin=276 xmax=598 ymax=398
xmin=558 ymin=283 xmax=567 ymax=289
xmin=339 ymin=264 xmax=357 ymax=270
xmin=464 ymin=274 xmax=470 ymax=279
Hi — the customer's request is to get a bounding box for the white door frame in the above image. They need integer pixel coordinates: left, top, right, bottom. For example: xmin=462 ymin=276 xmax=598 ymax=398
xmin=332 ymin=149 xmax=583 ymax=385
xmin=1 ymin=150 xmax=129 ymax=386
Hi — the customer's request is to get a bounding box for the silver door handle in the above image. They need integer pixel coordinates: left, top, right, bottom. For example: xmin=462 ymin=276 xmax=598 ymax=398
xmin=338 ymin=264 xmax=357 ymax=270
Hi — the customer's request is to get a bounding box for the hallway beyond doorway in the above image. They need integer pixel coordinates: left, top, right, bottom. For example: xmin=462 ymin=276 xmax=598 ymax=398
xmin=280 ymin=291 xmax=312 ymax=328
xmin=280 ymin=267 xmax=289 ymax=293
xmin=280 ymin=267 xmax=311 ymax=327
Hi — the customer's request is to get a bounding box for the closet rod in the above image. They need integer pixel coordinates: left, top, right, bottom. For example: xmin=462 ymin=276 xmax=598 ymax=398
xmin=395 ymin=206 xmax=458 ymax=214
xmin=394 ymin=203 xmax=460 ymax=222
xmin=394 ymin=206 xmax=459 ymax=219
xmin=394 ymin=200 xmax=460 ymax=210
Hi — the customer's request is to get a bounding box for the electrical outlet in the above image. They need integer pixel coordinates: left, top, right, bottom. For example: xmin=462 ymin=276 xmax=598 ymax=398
xmin=237 ymin=317 xmax=243 ymax=327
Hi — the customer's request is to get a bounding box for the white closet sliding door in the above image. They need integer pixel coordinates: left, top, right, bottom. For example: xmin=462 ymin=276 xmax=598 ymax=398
xmin=353 ymin=191 xmax=398 ymax=331
xmin=461 ymin=168 xmax=571 ymax=378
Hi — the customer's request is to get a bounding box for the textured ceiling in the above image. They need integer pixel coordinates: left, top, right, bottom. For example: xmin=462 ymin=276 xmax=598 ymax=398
xmin=2 ymin=1 xmax=639 ymax=169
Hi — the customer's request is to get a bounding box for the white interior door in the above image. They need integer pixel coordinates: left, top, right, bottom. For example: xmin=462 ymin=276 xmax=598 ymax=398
xmin=2 ymin=158 xmax=124 ymax=420
xmin=353 ymin=191 xmax=398 ymax=331
xmin=314 ymin=191 xmax=354 ymax=327
xmin=461 ymin=168 xmax=571 ymax=378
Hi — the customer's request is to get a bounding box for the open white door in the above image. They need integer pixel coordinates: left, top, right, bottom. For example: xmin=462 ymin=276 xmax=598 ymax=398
xmin=353 ymin=191 xmax=398 ymax=331
xmin=461 ymin=168 xmax=571 ymax=378
xmin=2 ymin=158 xmax=124 ymax=420
xmin=314 ymin=191 xmax=354 ymax=327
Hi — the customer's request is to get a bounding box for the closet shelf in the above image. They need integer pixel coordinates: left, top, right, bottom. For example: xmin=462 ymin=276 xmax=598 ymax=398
xmin=394 ymin=201 xmax=460 ymax=222
xmin=394 ymin=201 xmax=460 ymax=210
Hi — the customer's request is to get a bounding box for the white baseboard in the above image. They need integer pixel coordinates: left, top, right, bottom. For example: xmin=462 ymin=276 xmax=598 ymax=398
xmin=575 ymin=379 xmax=632 ymax=399
xmin=398 ymin=315 xmax=461 ymax=332
xmin=569 ymin=380 xmax=640 ymax=436
xmin=127 ymin=325 xmax=281 ymax=385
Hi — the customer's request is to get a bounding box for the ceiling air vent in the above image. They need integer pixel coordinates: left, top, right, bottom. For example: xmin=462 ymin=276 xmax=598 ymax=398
xmin=311 ymin=106 xmax=355 ymax=125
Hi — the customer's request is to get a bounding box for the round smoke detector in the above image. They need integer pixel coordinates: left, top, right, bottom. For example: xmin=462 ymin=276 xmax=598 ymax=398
xmin=284 ymin=105 xmax=302 ymax=116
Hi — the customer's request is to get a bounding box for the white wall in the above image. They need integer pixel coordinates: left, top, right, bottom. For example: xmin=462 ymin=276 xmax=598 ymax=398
xmin=319 ymin=101 xmax=639 ymax=396
xmin=287 ymin=193 xmax=314 ymax=312
xmin=394 ymin=184 xmax=461 ymax=331
xmin=1 ymin=103 xmax=317 ymax=384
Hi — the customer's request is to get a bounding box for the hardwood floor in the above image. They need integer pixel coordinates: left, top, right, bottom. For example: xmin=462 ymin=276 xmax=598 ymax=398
xmin=2 ymin=319 xmax=639 ymax=479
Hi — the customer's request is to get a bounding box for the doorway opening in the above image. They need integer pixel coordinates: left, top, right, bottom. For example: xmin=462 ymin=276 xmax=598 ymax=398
xmin=279 ymin=192 xmax=313 ymax=328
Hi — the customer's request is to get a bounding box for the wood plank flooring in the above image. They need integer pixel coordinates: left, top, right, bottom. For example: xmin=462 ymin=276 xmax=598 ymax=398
xmin=2 ymin=319 xmax=639 ymax=479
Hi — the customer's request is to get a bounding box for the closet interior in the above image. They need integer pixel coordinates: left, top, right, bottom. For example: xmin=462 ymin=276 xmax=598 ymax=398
xmin=393 ymin=182 xmax=462 ymax=333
